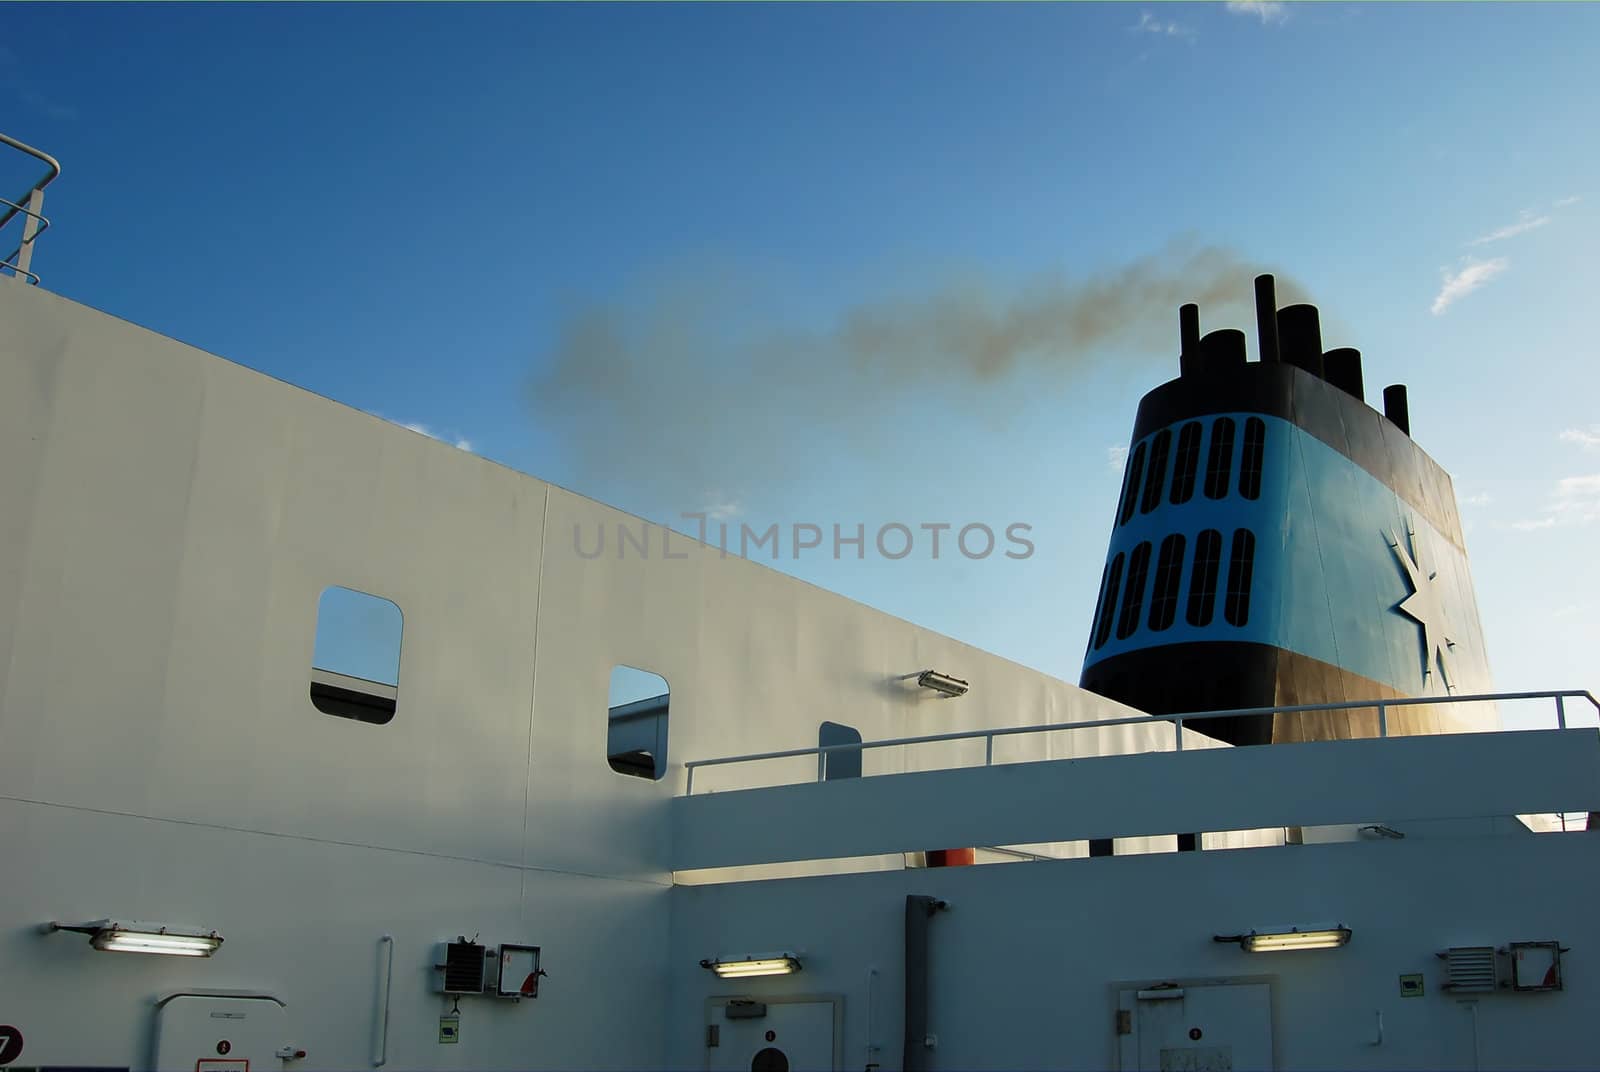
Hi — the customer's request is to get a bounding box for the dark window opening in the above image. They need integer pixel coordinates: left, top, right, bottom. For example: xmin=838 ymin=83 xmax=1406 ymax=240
xmin=1094 ymin=553 xmax=1125 ymax=650
xmin=1140 ymin=430 xmax=1172 ymax=514
xmin=1224 ymin=528 xmax=1257 ymax=627
xmin=1119 ymin=442 xmax=1147 ymax=526
xmin=310 ymin=586 xmax=402 ymax=725
xmin=608 ymin=666 xmax=670 ymax=780
xmin=1148 ymin=533 xmax=1187 ymax=632
xmin=1204 ymin=418 xmax=1236 ymax=500
xmin=1239 ymin=417 xmax=1266 ymax=501
xmin=819 ymin=721 xmax=863 ymax=780
xmin=1088 ymin=560 xmax=1112 ymax=656
xmin=1170 ymin=422 xmax=1203 ymax=505
xmin=1186 ymin=529 xmax=1223 ymax=627
xmin=1116 ymin=541 xmax=1152 ymax=640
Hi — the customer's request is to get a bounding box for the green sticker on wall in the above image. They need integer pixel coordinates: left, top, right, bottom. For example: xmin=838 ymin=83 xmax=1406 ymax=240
xmin=439 ymin=1015 xmax=461 ymax=1043
xmin=1399 ymin=973 xmax=1424 ymax=997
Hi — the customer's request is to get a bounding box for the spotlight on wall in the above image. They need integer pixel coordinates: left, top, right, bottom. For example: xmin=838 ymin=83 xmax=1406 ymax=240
xmin=699 ymin=953 xmax=802 ymax=979
xmin=917 ymin=671 xmax=969 ymax=698
xmin=1215 ymin=926 xmax=1351 ymax=953
xmin=49 ymin=919 xmax=224 ymax=957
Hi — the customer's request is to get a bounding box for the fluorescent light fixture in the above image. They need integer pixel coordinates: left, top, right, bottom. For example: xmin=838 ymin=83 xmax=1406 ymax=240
xmin=700 ymin=953 xmax=802 ymax=978
xmin=1216 ymin=926 xmax=1351 ymax=953
xmin=917 ymin=670 xmax=969 ymax=698
xmin=50 ymin=919 xmax=224 ymax=958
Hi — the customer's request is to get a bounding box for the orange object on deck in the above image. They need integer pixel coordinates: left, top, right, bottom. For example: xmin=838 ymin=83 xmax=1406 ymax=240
xmin=926 ymin=848 xmax=975 ymax=867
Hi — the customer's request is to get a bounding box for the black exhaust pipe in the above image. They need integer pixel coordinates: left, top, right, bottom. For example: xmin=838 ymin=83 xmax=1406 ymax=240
xmin=1254 ymin=275 xmax=1281 ymax=364
xmin=1323 ymin=347 xmax=1365 ymax=401
xmin=1179 ymin=303 xmax=1201 ymax=377
xmin=1383 ymin=384 xmax=1411 ymax=436
xmin=1277 ymin=304 xmax=1325 ymax=379
xmin=1201 ymin=328 xmax=1247 ymax=372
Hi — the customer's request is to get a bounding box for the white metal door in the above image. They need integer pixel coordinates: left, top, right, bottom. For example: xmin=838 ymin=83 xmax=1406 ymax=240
xmin=707 ymin=999 xmax=836 ymax=1072
xmin=1121 ymin=984 xmax=1272 ymax=1071
xmin=153 ymin=994 xmax=296 ymax=1072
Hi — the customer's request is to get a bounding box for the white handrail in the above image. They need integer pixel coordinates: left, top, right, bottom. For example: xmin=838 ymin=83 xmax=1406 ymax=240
xmin=682 ymin=689 xmax=1600 ymax=795
xmin=373 ymin=934 xmax=394 ymax=1067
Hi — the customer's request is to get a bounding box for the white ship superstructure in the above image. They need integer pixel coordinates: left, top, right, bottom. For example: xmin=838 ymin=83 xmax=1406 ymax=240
xmin=3 ymin=133 xmax=1598 ymax=1072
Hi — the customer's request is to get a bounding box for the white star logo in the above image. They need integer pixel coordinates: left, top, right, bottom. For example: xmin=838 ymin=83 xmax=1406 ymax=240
xmin=1388 ymin=524 xmax=1456 ymax=692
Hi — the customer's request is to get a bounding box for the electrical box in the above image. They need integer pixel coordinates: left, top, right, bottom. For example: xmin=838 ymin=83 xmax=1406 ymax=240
xmin=1509 ymin=942 xmax=1564 ymax=991
xmin=436 ymin=939 xmax=488 ymax=995
xmin=497 ymin=943 xmax=545 ymax=999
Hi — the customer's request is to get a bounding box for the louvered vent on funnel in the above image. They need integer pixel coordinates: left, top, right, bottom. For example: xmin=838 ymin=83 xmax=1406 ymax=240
xmin=1442 ymin=946 xmax=1497 ymax=992
xmin=442 ymin=940 xmax=487 ymax=994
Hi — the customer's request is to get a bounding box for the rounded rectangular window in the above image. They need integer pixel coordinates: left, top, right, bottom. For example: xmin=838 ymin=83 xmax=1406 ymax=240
xmin=1169 ymin=421 xmax=1203 ymax=505
xmin=1116 ymin=541 xmax=1152 ymax=640
xmin=1239 ymin=417 xmax=1266 ymax=501
xmin=1204 ymin=418 xmax=1236 ymax=500
xmin=1094 ymin=552 xmax=1125 ymax=650
xmin=608 ymin=666 xmax=669 ymax=780
xmin=1148 ymin=533 xmax=1187 ymax=632
xmin=819 ymin=721 xmax=863 ymax=781
xmin=310 ymin=586 xmax=402 ymax=725
xmin=1186 ymin=529 xmax=1223 ymax=627
xmin=1224 ymin=529 xmax=1256 ymax=627
xmin=1140 ymin=429 xmax=1173 ymax=514
xmin=1118 ymin=442 xmax=1147 ymax=526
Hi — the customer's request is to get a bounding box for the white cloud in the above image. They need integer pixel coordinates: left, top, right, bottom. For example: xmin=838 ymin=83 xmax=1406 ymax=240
xmin=1552 ymin=473 xmax=1600 ymax=524
xmin=699 ymin=493 xmax=742 ymax=522
xmin=375 ymin=415 xmax=474 ymax=452
xmin=1431 ymin=257 xmax=1508 ymax=316
xmin=1554 ymin=195 xmax=1582 ymax=208
xmin=1460 ymin=491 xmax=1493 ymax=507
xmin=1225 ymin=1 xmax=1288 ymax=25
xmin=1133 ymin=11 xmax=1197 ymax=37
xmin=1560 ymin=426 xmax=1600 ymax=449
xmin=1509 ymin=472 xmax=1600 ymax=531
xmin=1467 ymin=210 xmax=1551 ymax=247
xmin=1107 ymin=445 xmax=1130 ymax=472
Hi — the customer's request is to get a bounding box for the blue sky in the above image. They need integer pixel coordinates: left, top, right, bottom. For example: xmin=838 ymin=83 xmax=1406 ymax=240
xmin=5 ymin=2 xmax=1596 ymax=721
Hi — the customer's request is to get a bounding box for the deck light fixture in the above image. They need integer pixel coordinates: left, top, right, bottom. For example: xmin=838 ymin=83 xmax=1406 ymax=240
xmin=49 ymin=919 xmax=224 ymax=957
xmin=1215 ymin=926 xmax=1351 ymax=953
xmin=917 ymin=671 xmax=969 ymax=698
xmin=700 ymin=953 xmax=802 ymax=978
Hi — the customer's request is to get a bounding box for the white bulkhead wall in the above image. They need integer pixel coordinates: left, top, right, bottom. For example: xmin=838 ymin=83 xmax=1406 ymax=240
xmin=0 ymin=282 xmax=1199 ymax=1066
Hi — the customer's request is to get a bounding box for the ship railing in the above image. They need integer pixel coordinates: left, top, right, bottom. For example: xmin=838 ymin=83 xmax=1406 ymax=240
xmin=1 ymin=131 xmax=61 ymax=286
xmin=682 ymin=688 xmax=1600 ymax=795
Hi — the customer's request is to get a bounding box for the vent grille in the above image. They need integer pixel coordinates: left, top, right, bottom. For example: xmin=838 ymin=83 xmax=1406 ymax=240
xmin=443 ymin=941 xmax=486 ymax=994
xmin=1443 ymin=946 xmax=1497 ymax=992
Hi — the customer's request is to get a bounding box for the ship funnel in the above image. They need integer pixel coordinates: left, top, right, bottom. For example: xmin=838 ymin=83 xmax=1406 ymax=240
xmin=1323 ymin=347 xmax=1365 ymax=401
xmin=1277 ymin=304 xmax=1325 ymax=379
xmin=1383 ymin=384 xmax=1411 ymax=436
xmin=1254 ymin=275 xmax=1281 ymax=364
xmin=1179 ymin=303 xmax=1201 ymax=377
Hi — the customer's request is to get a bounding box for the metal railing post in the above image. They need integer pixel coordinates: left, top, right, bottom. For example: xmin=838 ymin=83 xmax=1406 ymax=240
xmin=1556 ymin=695 xmax=1567 ymax=730
xmin=1377 ymin=703 xmax=1387 ymax=738
xmin=817 ymin=750 xmax=827 ymax=783
xmin=1174 ymin=716 xmax=1184 ymax=751
xmin=984 ymin=734 xmax=994 ymax=766
xmin=12 ymin=186 xmax=43 ymax=282
xmin=685 ymin=765 xmax=695 ymax=797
